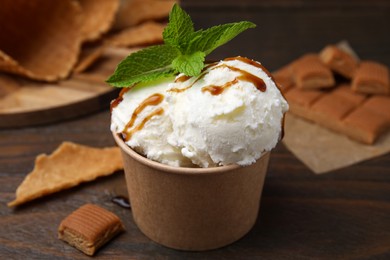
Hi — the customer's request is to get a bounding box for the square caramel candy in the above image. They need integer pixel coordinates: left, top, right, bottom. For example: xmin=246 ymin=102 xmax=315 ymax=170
xmin=343 ymin=106 xmax=389 ymax=144
xmin=58 ymin=204 xmax=125 ymax=256
xmin=284 ymin=86 xmax=324 ymax=120
xmin=311 ymin=94 xmax=358 ymax=132
xmin=284 ymin=87 xmax=324 ymax=107
xmin=362 ymin=96 xmax=390 ymax=122
xmin=319 ymin=45 xmax=358 ymax=79
xmin=331 ymin=84 xmax=366 ymax=106
xmin=309 ymin=85 xmax=365 ymax=136
xmin=291 ymin=54 xmax=335 ymax=89
xmin=352 ymin=61 xmax=389 ymax=95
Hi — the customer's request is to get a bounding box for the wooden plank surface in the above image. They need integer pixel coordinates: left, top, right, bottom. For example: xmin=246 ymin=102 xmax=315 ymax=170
xmin=1 ymin=0 xmax=390 ymax=259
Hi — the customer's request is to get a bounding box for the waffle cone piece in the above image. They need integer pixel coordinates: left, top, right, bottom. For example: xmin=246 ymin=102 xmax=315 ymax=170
xmin=0 ymin=0 xmax=83 ymax=81
xmin=79 ymin=0 xmax=120 ymax=42
xmin=107 ymin=21 xmax=165 ymax=47
xmin=8 ymin=142 xmax=123 ymax=207
xmin=113 ymin=0 xmax=175 ymax=30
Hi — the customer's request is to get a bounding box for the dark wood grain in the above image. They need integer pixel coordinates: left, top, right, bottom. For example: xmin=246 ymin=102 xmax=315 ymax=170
xmin=1 ymin=1 xmax=390 ymax=259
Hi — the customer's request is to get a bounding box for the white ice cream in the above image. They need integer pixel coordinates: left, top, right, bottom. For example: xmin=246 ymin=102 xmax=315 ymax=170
xmin=110 ymin=77 xmax=194 ymax=167
xmin=111 ymin=57 xmax=289 ymax=167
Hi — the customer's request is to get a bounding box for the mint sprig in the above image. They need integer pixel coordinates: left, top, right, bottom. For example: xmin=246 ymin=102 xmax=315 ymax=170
xmin=106 ymin=45 xmax=179 ymax=87
xmin=162 ymin=3 xmax=194 ymax=49
xmin=106 ymin=4 xmax=256 ymax=87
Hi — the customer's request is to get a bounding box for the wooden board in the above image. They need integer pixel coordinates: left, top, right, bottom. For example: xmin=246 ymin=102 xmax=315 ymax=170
xmin=0 ymin=47 xmax=133 ymax=128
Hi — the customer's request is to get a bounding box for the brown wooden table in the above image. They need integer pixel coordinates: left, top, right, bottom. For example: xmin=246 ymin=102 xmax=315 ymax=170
xmin=1 ymin=1 xmax=389 ymax=259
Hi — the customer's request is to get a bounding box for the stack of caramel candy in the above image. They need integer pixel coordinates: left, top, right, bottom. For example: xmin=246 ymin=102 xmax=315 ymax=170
xmin=274 ymin=44 xmax=390 ymax=144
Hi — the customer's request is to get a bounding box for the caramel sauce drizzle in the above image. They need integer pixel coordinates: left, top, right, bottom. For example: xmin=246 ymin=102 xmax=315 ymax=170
xmin=169 ymin=62 xmax=219 ymax=93
xmin=169 ymin=71 xmax=208 ymax=93
xmin=172 ymin=57 xmax=268 ymax=95
xmin=225 ymin=64 xmax=266 ymax=92
xmin=202 ymin=62 xmax=219 ymax=71
xmin=121 ymin=93 xmax=164 ymax=141
xmin=110 ymin=88 xmax=130 ymax=112
xmin=202 ymin=78 xmax=238 ymax=95
xmin=202 ymin=63 xmax=266 ymax=95
xmin=168 ymin=85 xmax=192 ymax=93
xmin=225 ymin=56 xmax=281 ymax=89
xmin=224 ymin=56 xmax=273 ymax=78
xmin=122 ymin=108 xmax=164 ymax=141
xmin=280 ymin=114 xmax=286 ymax=140
xmin=174 ymin=75 xmax=191 ymax=83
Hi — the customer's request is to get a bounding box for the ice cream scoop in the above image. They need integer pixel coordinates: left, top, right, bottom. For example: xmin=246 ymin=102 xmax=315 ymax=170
xmin=111 ymin=56 xmax=288 ymax=167
xmin=110 ymin=77 xmax=194 ymax=167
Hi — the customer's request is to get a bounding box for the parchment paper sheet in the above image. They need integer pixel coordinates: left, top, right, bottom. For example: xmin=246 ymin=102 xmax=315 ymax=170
xmin=282 ymin=113 xmax=390 ymax=174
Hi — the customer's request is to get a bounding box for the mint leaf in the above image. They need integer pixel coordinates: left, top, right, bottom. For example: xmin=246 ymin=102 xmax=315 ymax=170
xmin=188 ymin=21 xmax=256 ymax=55
xmin=172 ymin=51 xmax=205 ymax=76
xmin=162 ymin=4 xmax=194 ymax=50
xmin=106 ymin=45 xmax=180 ymax=87
xmin=107 ymin=4 xmax=257 ymax=87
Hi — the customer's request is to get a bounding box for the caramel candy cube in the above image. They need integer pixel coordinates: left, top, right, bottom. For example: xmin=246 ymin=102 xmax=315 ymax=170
xmin=311 ymin=92 xmax=359 ymax=133
xmin=312 ymin=94 xmax=356 ymax=120
xmin=292 ymin=54 xmax=335 ymax=89
xmin=58 ymin=204 xmax=125 ymax=256
xmin=284 ymin=86 xmax=324 ymax=120
xmin=352 ymin=61 xmax=389 ymax=95
xmin=331 ymin=84 xmax=366 ymax=106
xmin=319 ymin=45 xmax=358 ymax=79
xmin=362 ymin=96 xmax=390 ymax=122
xmin=343 ymin=106 xmax=389 ymax=144
xmin=284 ymin=87 xmax=323 ymax=107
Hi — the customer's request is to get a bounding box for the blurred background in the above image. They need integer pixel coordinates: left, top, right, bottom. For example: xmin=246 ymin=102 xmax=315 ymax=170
xmin=182 ymin=0 xmax=390 ymax=70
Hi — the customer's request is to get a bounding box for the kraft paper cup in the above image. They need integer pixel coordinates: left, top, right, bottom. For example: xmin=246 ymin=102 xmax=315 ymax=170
xmin=113 ymin=133 xmax=270 ymax=251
